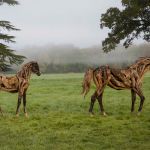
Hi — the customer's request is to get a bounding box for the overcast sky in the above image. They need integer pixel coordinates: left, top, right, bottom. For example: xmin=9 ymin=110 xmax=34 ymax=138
xmin=0 ymin=0 xmax=122 ymax=49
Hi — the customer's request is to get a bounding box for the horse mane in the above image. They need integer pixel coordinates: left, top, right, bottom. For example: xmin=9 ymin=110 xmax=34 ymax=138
xmin=135 ymin=57 xmax=150 ymax=63
xmin=129 ymin=56 xmax=150 ymax=69
xmin=17 ymin=61 xmax=36 ymax=80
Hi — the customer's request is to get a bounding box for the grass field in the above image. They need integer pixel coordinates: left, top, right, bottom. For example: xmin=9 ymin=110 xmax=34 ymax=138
xmin=0 ymin=73 xmax=150 ymax=150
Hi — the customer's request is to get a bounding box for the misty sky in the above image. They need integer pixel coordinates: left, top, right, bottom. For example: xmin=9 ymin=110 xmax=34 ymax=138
xmin=0 ymin=0 xmax=122 ymax=49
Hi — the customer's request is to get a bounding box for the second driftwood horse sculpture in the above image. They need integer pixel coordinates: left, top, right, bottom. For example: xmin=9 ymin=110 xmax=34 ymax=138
xmin=82 ymin=57 xmax=150 ymax=116
xmin=0 ymin=61 xmax=41 ymax=117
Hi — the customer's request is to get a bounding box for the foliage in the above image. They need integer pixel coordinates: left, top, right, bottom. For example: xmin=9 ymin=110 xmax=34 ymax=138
xmin=0 ymin=73 xmax=150 ymax=150
xmin=0 ymin=0 xmax=19 ymax=5
xmin=0 ymin=0 xmax=25 ymax=71
xmin=100 ymin=0 xmax=150 ymax=52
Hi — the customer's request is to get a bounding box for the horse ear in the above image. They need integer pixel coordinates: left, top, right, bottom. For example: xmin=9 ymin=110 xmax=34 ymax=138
xmin=32 ymin=61 xmax=37 ymax=64
xmin=30 ymin=61 xmax=38 ymax=66
xmin=34 ymin=61 xmax=38 ymax=65
xmin=107 ymin=65 xmax=110 ymax=69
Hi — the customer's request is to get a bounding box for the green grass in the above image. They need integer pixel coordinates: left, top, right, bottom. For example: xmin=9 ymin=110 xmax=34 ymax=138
xmin=0 ymin=73 xmax=150 ymax=150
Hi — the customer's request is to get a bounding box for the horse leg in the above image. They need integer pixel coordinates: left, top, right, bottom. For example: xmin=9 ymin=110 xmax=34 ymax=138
xmin=135 ymin=88 xmax=145 ymax=115
xmin=138 ymin=92 xmax=145 ymax=115
xmin=97 ymin=92 xmax=107 ymax=116
xmin=16 ymin=93 xmax=22 ymax=117
xmin=131 ymin=89 xmax=136 ymax=113
xmin=23 ymin=92 xmax=28 ymax=117
xmin=89 ymin=92 xmax=97 ymax=116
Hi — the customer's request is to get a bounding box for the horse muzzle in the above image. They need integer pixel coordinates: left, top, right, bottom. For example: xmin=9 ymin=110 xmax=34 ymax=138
xmin=37 ymin=72 xmax=41 ymax=76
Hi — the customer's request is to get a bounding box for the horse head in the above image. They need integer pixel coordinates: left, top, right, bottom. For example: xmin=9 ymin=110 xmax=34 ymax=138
xmin=30 ymin=61 xmax=41 ymax=76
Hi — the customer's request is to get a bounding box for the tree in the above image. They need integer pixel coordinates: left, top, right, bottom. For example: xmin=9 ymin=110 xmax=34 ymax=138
xmin=0 ymin=0 xmax=25 ymax=71
xmin=100 ymin=0 xmax=150 ymax=52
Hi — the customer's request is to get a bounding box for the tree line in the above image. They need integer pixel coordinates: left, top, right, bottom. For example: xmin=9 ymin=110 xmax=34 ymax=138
xmin=18 ymin=43 xmax=150 ymax=73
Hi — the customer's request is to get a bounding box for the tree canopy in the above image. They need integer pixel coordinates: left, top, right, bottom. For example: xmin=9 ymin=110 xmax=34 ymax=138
xmin=100 ymin=0 xmax=150 ymax=52
xmin=0 ymin=0 xmax=25 ymax=71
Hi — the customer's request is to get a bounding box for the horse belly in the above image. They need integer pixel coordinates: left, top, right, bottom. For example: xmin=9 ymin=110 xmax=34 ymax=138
xmin=0 ymin=86 xmax=18 ymax=93
xmin=108 ymin=79 xmax=131 ymax=90
xmin=108 ymin=83 xmax=124 ymax=90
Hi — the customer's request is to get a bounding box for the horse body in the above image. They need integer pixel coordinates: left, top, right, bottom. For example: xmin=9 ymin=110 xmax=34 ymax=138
xmin=82 ymin=57 xmax=150 ymax=116
xmin=0 ymin=76 xmax=19 ymax=92
xmin=0 ymin=61 xmax=41 ymax=116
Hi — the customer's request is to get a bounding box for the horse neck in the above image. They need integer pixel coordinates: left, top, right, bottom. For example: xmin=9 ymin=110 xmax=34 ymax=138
xmin=17 ymin=66 xmax=32 ymax=80
xmin=131 ymin=59 xmax=150 ymax=78
xmin=139 ymin=64 xmax=150 ymax=77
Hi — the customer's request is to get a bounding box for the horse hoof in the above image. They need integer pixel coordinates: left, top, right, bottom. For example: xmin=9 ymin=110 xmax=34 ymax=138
xmin=0 ymin=111 xmax=3 ymax=116
xmin=16 ymin=114 xmax=19 ymax=117
xmin=131 ymin=112 xmax=135 ymax=115
xmin=137 ymin=112 xmax=141 ymax=116
xmin=89 ymin=112 xmax=94 ymax=117
xmin=102 ymin=112 xmax=107 ymax=116
xmin=25 ymin=113 xmax=28 ymax=118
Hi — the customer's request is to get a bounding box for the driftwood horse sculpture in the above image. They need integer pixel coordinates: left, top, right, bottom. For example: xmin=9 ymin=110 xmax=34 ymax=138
xmin=82 ymin=57 xmax=150 ymax=116
xmin=0 ymin=61 xmax=41 ymax=117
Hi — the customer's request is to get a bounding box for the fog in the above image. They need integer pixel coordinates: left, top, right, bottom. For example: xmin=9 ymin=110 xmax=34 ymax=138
xmin=15 ymin=43 xmax=150 ymax=73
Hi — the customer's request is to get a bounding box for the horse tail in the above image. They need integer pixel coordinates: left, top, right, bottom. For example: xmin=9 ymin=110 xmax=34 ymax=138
xmin=81 ymin=68 xmax=94 ymax=98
